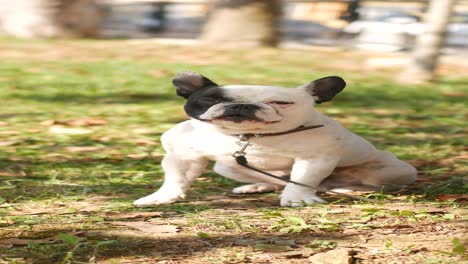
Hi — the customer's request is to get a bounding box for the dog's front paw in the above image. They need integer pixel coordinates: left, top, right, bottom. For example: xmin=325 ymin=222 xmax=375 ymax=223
xmin=280 ymin=185 xmax=326 ymax=207
xmin=133 ymin=189 xmax=185 ymax=207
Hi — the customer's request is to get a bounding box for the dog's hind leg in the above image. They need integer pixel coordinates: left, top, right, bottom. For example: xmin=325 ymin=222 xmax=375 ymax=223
xmin=358 ymin=150 xmax=417 ymax=187
xmin=319 ymin=150 xmax=417 ymax=191
xmin=214 ymin=162 xmax=285 ymax=194
xmin=232 ymin=183 xmax=283 ymax=194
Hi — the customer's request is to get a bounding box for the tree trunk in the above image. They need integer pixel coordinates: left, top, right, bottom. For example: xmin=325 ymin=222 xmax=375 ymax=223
xmin=0 ymin=0 xmax=105 ymax=38
xmin=201 ymin=0 xmax=282 ymax=47
xmin=398 ymin=0 xmax=455 ymax=83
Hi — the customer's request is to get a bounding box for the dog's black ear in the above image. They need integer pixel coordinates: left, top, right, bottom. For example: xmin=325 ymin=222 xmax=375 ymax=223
xmin=302 ymin=76 xmax=346 ymax=104
xmin=172 ymin=71 xmax=218 ymax=99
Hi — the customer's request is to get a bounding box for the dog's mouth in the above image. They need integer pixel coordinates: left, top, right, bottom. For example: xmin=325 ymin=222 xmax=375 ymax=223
xmin=207 ymin=114 xmax=279 ymax=124
xmin=214 ymin=113 xmax=260 ymax=123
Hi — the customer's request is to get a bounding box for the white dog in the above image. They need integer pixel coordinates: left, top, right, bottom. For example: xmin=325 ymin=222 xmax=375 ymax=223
xmin=134 ymin=72 xmax=417 ymax=207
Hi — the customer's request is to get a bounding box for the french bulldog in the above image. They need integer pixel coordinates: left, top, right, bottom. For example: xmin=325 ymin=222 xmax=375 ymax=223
xmin=134 ymin=72 xmax=417 ymax=207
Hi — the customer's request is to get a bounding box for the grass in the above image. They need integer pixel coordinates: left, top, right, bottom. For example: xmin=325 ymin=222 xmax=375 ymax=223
xmin=0 ymin=38 xmax=467 ymax=263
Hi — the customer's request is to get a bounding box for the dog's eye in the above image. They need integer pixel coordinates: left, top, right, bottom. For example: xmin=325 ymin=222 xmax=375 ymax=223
xmin=200 ymin=98 xmax=219 ymax=104
xmin=267 ymin=101 xmax=294 ymax=105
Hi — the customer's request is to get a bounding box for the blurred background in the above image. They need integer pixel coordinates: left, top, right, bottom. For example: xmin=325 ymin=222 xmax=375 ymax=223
xmin=2 ymin=0 xmax=468 ymax=46
xmin=1 ymin=0 xmax=468 ymax=82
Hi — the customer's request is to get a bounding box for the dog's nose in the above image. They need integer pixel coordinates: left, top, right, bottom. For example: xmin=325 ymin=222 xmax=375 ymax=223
xmin=229 ymin=104 xmax=259 ymax=112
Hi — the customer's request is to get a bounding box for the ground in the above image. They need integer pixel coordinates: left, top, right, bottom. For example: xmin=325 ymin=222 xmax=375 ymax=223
xmin=0 ymin=38 xmax=466 ymax=264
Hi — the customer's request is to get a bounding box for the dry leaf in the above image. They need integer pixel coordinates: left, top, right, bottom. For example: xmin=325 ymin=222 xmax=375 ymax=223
xmin=0 ymin=171 xmax=26 ymax=177
xmin=78 ymin=205 xmax=103 ymax=213
xmin=126 ymin=153 xmax=147 ymax=159
xmin=9 ymin=208 xmax=55 ymax=215
xmin=66 ymin=118 xmax=107 ymax=126
xmin=442 ymin=91 xmax=465 ymax=98
xmin=42 ymin=118 xmax=107 ymax=127
xmin=49 ymin=126 xmax=92 ymax=135
xmin=0 ymin=141 xmax=18 ymax=146
xmin=106 ymin=211 xmax=163 ymax=219
xmin=40 ymin=120 xmax=56 ymax=126
xmin=0 ymin=219 xmax=15 ymax=225
xmin=203 ymin=195 xmax=235 ymax=201
xmin=435 ymin=194 xmax=468 ymax=202
xmin=254 ymin=243 xmax=294 ymax=252
xmin=0 ymin=131 xmax=19 ymax=135
xmin=66 ymin=146 xmax=101 ymax=152
xmin=147 ymin=69 xmax=171 ymax=78
xmin=0 ymin=237 xmax=55 ymax=246
xmin=111 ymin=221 xmax=180 ymax=233
xmin=309 ymin=248 xmax=356 ymax=264
xmin=0 ymin=140 xmax=18 ymax=147
xmin=94 ymin=136 xmax=112 ymax=142
xmin=408 ymin=159 xmax=429 ymax=168
xmin=44 ymin=153 xmax=68 ymax=160
xmin=12 ymin=202 xmax=102 ymax=215
xmin=126 ymin=154 xmax=163 ymax=161
xmin=280 ymin=251 xmax=309 ymax=259
xmin=135 ymin=139 xmax=157 ymax=146
xmin=0 ymin=238 xmax=31 ymax=246
xmin=435 ymin=153 xmax=468 ymax=166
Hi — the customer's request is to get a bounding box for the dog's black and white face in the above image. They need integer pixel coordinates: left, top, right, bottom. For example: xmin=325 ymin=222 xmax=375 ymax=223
xmin=172 ymin=72 xmax=346 ymax=134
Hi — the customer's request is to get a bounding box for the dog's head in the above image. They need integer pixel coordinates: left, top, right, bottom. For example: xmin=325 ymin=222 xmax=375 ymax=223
xmin=172 ymin=71 xmax=346 ymax=134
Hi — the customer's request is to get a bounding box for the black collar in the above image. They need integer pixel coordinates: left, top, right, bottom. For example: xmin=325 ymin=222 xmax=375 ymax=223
xmin=236 ymin=124 xmax=324 ymax=140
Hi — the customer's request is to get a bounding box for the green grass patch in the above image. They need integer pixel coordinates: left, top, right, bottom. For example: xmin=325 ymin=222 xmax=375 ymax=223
xmin=0 ymin=38 xmax=466 ymax=264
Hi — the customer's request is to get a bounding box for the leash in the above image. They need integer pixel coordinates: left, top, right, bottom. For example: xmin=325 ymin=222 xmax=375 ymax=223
xmin=232 ymin=125 xmax=374 ymax=203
